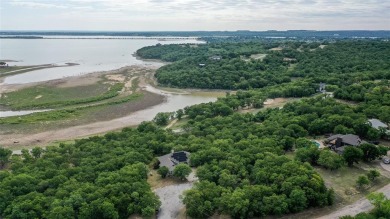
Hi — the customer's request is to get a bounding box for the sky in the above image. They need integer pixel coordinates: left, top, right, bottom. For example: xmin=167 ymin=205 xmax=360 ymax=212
xmin=0 ymin=0 xmax=389 ymax=31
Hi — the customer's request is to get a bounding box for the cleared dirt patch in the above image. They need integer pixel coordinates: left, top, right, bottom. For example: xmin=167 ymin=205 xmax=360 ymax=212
xmin=155 ymin=183 xmax=193 ymax=219
xmin=250 ymin=53 xmax=267 ymax=60
xmin=105 ymin=74 xmax=126 ymax=82
xmin=153 ymin=170 xmax=198 ymax=219
xmin=56 ymin=74 xmax=101 ymax=88
xmin=269 ymin=47 xmax=283 ymax=51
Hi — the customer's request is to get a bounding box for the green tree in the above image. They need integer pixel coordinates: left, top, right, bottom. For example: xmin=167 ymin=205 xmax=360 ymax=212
xmin=153 ymin=112 xmax=171 ymax=126
xmin=318 ymin=150 xmax=344 ymax=170
xmin=183 ymin=181 xmax=222 ymax=218
xmin=173 ymin=163 xmax=191 ymax=180
xmin=378 ymin=145 xmax=389 ymax=157
xmin=334 ymin=125 xmax=354 ymax=135
xmin=366 ymin=128 xmax=380 ymax=140
xmin=176 ymin=109 xmax=184 ymax=120
xmin=295 ymin=145 xmax=320 ymax=165
xmin=31 ymin=147 xmax=43 ymax=159
xmin=367 ymin=192 xmax=390 ymax=218
xmin=360 ymin=143 xmax=381 ymax=162
xmin=295 ymin=138 xmax=315 ymax=149
xmin=46 ymin=206 xmax=74 ymax=219
xmin=157 ymin=166 xmax=169 ymax=178
xmin=289 ymin=189 xmax=308 ymax=213
xmin=356 ymin=175 xmax=370 ymax=189
xmin=21 ymin=149 xmax=33 ymax=162
xmin=343 ymin=146 xmax=364 ymax=167
xmin=221 ymin=189 xmax=250 ymax=218
xmin=0 ymin=147 xmax=12 ymax=168
xmin=366 ymin=170 xmax=380 ymax=181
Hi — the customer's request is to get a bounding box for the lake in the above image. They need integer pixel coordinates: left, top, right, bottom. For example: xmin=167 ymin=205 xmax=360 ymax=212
xmin=0 ymin=37 xmax=202 ymax=84
xmin=0 ymin=37 xmax=223 ymax=121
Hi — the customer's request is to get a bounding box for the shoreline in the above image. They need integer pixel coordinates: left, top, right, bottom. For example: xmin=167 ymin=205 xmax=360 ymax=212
xmin=0 ymin=63 xmax=81 ymax=84
xmin=0 ymin=64 xmax=159 ymax=94
xmin=0 ymin=90 xmax=166 ymax=147
xmin=0 ymin=63 xmax=224 ymax=147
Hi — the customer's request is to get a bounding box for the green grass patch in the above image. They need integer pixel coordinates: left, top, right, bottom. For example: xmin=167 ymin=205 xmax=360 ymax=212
xmin=314 ymin=166 xmax=390 ymax=204
xmin=0 ymin=83 xmax=124 ymax=110
xmin=169 ymin=118 xmax=189 ymax=130
xmin=0 ymin=109 xmax=80 ymax=124
xmin=0 ymin=93 xmax=143 ymax=124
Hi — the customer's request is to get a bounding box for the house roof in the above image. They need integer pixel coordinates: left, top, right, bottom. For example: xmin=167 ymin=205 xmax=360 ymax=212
xmin=368 ymin=119 xmax=388 ymax=129
xmin=172 ymin=151 xmax=188 ymax=162
xmin=342 ymin=134 xmax=361 ymax=146
xmin=210 ymin=55 xmax=222 ymax=60
xmin=326 ymin=134 xmax=343 ymax=142
xmin=327 ymin=134 xmax=361 ymax=146
xmin=335 ymin=146 xmax=346 ymax=154
xmin=157 ymin=151 xmax=190 ymax=172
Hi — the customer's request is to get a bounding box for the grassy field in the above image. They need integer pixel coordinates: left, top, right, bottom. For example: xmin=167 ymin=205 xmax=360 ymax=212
xmin=0 ymin=90 xmax=165 ymax=135
xmin=0 ymin=81 xmax=120 ymax=110
xmin=269 ymin=152 xmax=390 ymax=219
xmin=0 ymin=92 xmax=143 ymax=127
xmin=285 ymin=151 xmax=389 ymax=205
xmin=315 ymin=166 xmax=390 ymax=204
xmin=0 ymin=66 xmax=165 ymax=135
xmin=168 ymin=118 xmax=190 ymax=130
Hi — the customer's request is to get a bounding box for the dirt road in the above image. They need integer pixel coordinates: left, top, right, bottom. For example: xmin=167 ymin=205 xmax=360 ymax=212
xmin=154 ymin=171 xmax=198 ymax=219
xmin=316 ymin=179 xmax=390 ymax=219
xmin=155 ymin=183 xmax=193 ymax=219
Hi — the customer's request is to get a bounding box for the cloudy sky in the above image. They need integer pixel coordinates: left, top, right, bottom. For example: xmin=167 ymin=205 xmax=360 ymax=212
xmin=0 ymin=0 xmax=389 ymax=31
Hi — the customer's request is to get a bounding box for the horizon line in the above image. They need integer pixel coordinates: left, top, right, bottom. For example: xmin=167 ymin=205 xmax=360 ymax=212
xmin=1 ymin=30 xmax=390 ymax=32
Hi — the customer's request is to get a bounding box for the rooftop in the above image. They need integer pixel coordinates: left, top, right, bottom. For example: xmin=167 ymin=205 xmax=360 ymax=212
xmin=368 ymin=119 xmax=388 ymax=130
xmin=157 ymin=151 xmax=190 ymax=172
xmin=327 ymin=134 xmax=362 ymax=146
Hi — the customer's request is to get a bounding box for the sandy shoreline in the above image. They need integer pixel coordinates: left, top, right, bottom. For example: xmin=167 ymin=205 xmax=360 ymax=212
xmin=0 ymin=63 xmax=225 ymax=147
xmin=0 ymin=90 xmax=166 ymax=147
xmin=0 ymin=65 xmax=164 ymax=146
xmin=0 ymin=64 xmax=159 ymax=93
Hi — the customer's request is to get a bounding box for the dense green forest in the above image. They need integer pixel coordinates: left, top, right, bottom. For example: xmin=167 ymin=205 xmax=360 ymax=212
xmin=1 ymin=95 xmax=388 ymax=218
xmin=137 ymin=41 xmax=390 ymax=90
xmin=1 ymin=40 xmax=390 ymax=218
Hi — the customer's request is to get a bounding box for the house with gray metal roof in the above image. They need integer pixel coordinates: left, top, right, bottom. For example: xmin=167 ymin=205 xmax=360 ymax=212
xmin=326 ymin=134 xmax=362 ymax=154
xmin=368 ymin=119 xmax=388 ymax=130
xmin=157 ymin=151 xmax=190 ymax=173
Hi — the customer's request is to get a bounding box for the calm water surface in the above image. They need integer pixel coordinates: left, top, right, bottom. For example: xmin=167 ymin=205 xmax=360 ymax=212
xmin=0 ymin=38 xmax=202 ymax=84
xmin=0 ymin=38 xmax=222 ymax=119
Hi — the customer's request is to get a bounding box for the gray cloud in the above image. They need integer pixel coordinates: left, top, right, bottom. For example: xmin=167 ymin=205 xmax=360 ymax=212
xmin=1 ymin=0 xmax=389 ymax=30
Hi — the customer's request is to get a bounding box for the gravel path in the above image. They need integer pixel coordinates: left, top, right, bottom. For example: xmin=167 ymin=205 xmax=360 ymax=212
xmin=317 ymin=167 xmax=390 ymax=219
xmin=155 ymin=182 xmax=193 ymax=219
xmin=154 ymin=171 xmax=198 ymax=219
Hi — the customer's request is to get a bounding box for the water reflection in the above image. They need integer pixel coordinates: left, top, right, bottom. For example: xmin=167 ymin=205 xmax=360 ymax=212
xmin=0 ymin=109 xmax=51 ymax=118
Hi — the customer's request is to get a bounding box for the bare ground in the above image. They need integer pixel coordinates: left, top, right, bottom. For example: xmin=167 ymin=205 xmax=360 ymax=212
xmin=0 ymin=90 xmax=165 ymax=147
xmin=153 ymin=170 xmax=198 ymax=219
xmin=0 ymin=65 xmax=166 ymax=147
xmin=316 ymin=183 xmax=390 ymax=219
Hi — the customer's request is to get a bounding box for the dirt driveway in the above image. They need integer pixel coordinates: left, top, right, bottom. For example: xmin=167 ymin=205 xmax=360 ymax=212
xmin=316 ymin=183 xmax=390 ymax=219
xmin=154 ymin=171 xmax=198 ymax=219
xmin=155 ymin=182 xmax=193 ymax=219
xmin=317 ymin=160 xmax=390 ymax=219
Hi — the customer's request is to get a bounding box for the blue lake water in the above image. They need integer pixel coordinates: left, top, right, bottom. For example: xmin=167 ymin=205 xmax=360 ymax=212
xmin=0 ymin=37 xmax=202 ymax=84
xmin=0 ymin=37 xmax=222 ymax=119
